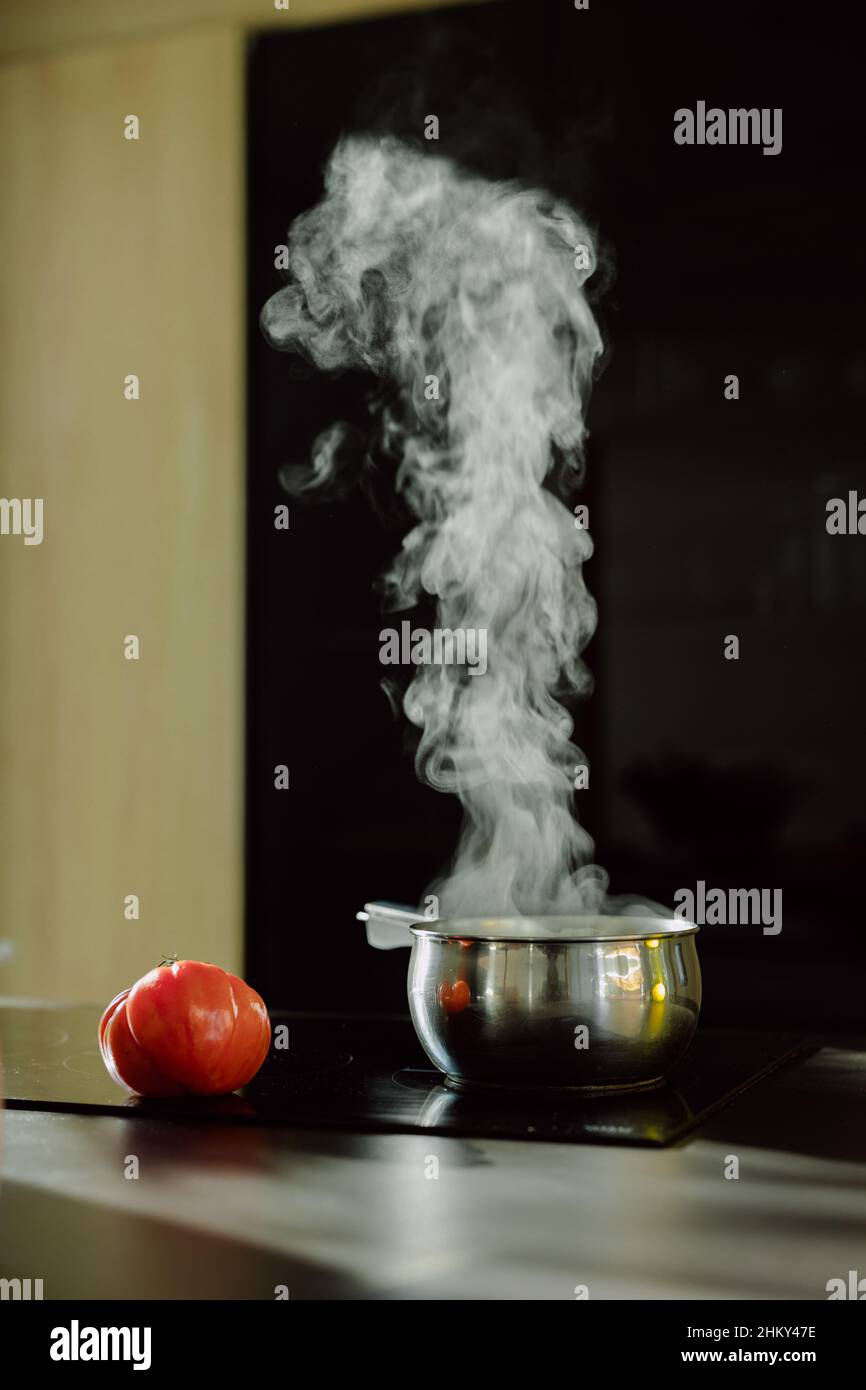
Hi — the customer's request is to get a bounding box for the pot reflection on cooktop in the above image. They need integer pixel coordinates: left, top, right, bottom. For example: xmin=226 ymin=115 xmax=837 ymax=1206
xmin=0 ymin=1007 xmax=812 ymax=1147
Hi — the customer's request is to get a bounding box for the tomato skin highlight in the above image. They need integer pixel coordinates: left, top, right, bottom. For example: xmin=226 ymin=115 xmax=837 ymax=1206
xmin=98 ymin=961 xmax=271 ymax=1097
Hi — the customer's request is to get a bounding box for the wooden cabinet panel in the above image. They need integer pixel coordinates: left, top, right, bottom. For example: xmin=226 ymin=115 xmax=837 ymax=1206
xmin=0 ymin=29 xmax=245 ymax=1000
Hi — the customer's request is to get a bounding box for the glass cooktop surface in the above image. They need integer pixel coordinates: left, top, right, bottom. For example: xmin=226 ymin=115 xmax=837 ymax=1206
xmin=0 ymin=1006 xmax=813 ymax=1147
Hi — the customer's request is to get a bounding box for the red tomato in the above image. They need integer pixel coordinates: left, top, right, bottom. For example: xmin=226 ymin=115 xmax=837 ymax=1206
xmin=98 ymin=959 xmax=271 ymax=1097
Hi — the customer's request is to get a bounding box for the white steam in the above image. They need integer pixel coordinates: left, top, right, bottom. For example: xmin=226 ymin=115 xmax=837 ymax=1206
xmin=263 ymin=135 xmax=615 ymax=920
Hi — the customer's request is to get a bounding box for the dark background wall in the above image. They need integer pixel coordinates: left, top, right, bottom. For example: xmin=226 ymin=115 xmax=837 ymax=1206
xmin=247 ymin=0 xmax=866 ymax=1027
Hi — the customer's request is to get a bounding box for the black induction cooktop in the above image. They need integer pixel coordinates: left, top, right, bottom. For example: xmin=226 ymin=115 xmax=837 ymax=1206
xmin=0 ymin=1006 xmax=813 ymax=1148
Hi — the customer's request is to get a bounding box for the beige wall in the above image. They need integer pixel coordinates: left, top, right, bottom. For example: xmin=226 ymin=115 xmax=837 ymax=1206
xmin=0 ymin=28 xmax=246 ymax=1001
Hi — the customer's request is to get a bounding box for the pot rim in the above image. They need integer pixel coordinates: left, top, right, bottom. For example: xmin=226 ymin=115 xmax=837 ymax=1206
xmin=409 ymin=915 xmax=699 ymax=944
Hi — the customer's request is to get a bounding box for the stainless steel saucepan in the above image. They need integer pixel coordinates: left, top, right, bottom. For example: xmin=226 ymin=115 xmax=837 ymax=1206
xmin=358 ymin=902 xmax=701 ymax=1091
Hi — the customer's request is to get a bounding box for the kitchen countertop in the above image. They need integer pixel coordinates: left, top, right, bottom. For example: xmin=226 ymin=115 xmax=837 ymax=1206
xmin=1 ymin=1022 xmax=865 ymax=1300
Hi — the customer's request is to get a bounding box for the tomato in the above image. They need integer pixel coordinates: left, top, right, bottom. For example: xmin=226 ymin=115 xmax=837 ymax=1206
xmin=98 ymin=959 xmax=271 ymax=1097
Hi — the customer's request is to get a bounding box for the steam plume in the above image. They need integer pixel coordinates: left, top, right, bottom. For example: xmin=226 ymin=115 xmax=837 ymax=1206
xmin=263 ymin=135 xmax=611 ymax=920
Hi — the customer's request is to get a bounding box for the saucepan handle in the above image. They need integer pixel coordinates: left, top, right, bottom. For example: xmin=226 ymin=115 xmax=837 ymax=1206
xmin=357 ymin=901 xmax=429 ymax=950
